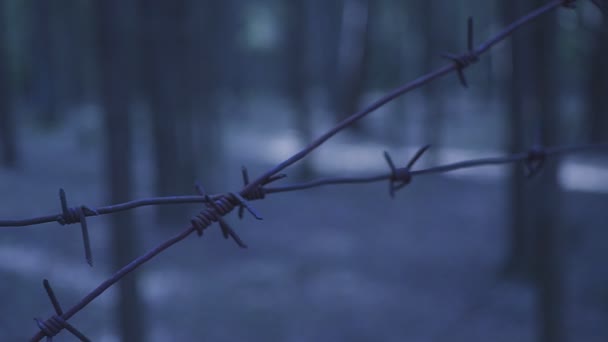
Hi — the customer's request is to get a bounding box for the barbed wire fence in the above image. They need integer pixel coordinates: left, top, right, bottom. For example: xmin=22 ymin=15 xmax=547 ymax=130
xmin=0 ymin=0 xmax=605 ymax=340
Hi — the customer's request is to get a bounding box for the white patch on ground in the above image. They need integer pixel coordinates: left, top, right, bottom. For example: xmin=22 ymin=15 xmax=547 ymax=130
xmin=559 ymin=160 xmax=608 ymax=193
xmin=0 ymin=244 xmax=105 ymax=295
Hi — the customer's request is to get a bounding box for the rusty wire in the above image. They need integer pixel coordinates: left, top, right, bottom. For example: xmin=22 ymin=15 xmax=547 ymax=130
xmin=0 ymin=0 xmax=599 ymax=340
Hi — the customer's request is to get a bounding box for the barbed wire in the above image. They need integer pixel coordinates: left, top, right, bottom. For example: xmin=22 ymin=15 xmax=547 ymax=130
xmin=0 ymin=0 xmax=600 ymax=340
xmin=264 ymin=142 xmax=608 ymax=194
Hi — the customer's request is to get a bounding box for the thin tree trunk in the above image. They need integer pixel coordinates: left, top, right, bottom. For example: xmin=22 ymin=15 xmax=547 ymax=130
xmin=96 ymin=1 xmax=144 ymax=341
xmin=285 ymin=0 xmax=314 ymax=180
xmin=387 ymin=0 xmax=410 ymax=146
xmin=503 ymin=0 xmax=532 ymax=279
xmin=139 ymin=0 xmax=188 ymax=224
xmin=0 ymin=0 xmax=18 ymax=167
xmin=171 ymin=0 xmax=198 ymax=195
xmin=190 ymin=1 xmax=222 ymax=186
xmin=29 ymin=0 xmax=58 ymax=127
xmin=529 ymin=3 xmax=563 ymax=341
xmin=333 ymin=0 xmax=370 ymax=133
xmin=420 ymin=0 xmax=443 ymax=164
xmin=320 ymin=0 xmax=343 ymax=100
xmin=48 ymin=1 xmax=76 ymax=116
xmin=587 ymin=26 xmax=608 ymax=142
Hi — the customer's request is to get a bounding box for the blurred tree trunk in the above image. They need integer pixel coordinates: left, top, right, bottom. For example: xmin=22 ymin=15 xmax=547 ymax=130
xmin=190 ymin=1 xmax=222 ymax=186
xmin=333 ymin=0 xmax=370 ymax=133
xmin=58 ymin=0 xmax=89 ymax=106
xmin=49 ymin=1 xmax=79 ymax=113
xmin=0 ymin=0 xmax=18 ymax=167
xmin=29 ymin=0 xmax=58 ymax=127
xmin=386 ymin=0 xmax=410 ymax=146
xmin=139 ymin=1 xmax=222 ymax=223
xmin=172 ymin=0 xmax=198 ymax=199
xmin=139 ymin=0 xmax=190 ymax=224
xmin=217 ymin=0 xmax=242 ymax=100
xmin=587 ymin=25 xmax=608 ymax=142
xmin=318 ymin=0 xmax=343 ymax=99
xmin=285 ymin=0 xmax=314 ymax=180
xmin=529 ymin=4 xmax=564 ymax=342
xmin=96 ymin=1 xmax=144 ymax=341
xmin=503 ymin=0 xmax=532 ymax=279
xmin=420 ymin=0 xmax=443 ymax=164
xmin=26 ymin=0 xmax=80 ymax=126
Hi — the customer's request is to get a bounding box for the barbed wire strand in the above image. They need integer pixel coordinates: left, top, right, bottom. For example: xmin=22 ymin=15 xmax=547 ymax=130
xmin=13 ymin=0 xmax=603 ymax=340
xmin=263 ymin=142 xmax=608 ymax=194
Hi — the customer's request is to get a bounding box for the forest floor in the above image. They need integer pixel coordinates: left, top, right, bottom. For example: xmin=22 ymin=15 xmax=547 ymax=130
xmin=1 ymin=97 xmax=607 ymax=341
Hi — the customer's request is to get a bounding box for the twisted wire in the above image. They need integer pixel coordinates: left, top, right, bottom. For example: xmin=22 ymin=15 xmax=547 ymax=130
xmin=35 ymin=316 xmax=65 ymax=339
xmin=21 ymin=1 xmax=604 ymax=340
xmin=190 ymin=194 xmax=240 ymax=236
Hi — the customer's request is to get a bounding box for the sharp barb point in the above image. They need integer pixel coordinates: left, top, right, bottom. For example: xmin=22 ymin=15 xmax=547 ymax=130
xmin=59 ymin=188 xmax=68 ymax=214
xmin=194 ymin=182 xmax=205 ymax=196
xmin=228 ymin=229 xmax=248 ymax=249
xmin=218 ymin=219 xmax=231 ymax=239
xmin=78 ymin=209 xmax=93 ymax=267
xmin=458 ymin=70 xmax=468 ymax=88
xmin=43 ymin=279 xmax=64 ymax=315
xmin=383 ymin=151 xmax=397 ymax=173
xmin=407 ymin=145 xmax=431 ymax=170
xmin=233 ymin=193 xmax=263 ymax=220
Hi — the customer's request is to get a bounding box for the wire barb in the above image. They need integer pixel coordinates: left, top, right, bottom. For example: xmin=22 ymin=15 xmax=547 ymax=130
xmin=57 ymin=189 xmax=97 ymax=266
xmin=239 ymin=166 xmax=284 ymax=219
xmin=441 ymin=17 xmax=479 ymax=87
xmin=191 ymin=183 xmax=248 ymax=248
xmin=20 ymin=2 xmax=608 ymax=340
xmin=384 ymin=145 xmax=431 ymax=198
xmin=35 ymin=279 xmax=90 ymax=341
xmin=239 ymin=167 xmax=251 ymax=219
xmin=525 ymin=145 xmax=547 ymax=178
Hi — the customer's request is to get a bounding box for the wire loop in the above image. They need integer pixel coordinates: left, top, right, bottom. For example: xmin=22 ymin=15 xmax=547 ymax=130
xmin=56 ymin=189 xmax=96 ymax=266
xmin=190 ymin=184 xmax=248 ymax=248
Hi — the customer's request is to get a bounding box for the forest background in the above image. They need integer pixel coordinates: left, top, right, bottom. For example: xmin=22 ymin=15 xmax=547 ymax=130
xmin=0 ymin=1 xmax=607 ymax=341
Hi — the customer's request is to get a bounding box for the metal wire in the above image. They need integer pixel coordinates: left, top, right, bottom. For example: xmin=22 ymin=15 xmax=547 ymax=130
xmin=2 ymin=0 xmax=599 ymax=340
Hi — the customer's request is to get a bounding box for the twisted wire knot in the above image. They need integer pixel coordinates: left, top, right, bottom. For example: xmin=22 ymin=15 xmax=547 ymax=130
xmin=35 ymin=279 xmax=91 ymax=341
xmin=55 ymin=189 xmax=96 ymax=266
xmin=244 ymin=186 xmax=265 ymax=201
xmin=35 ymin=315 xmax=65 ymax=338
xmin=190 ymin=184 xmax=254 ymax=248
xmin=35 ymin=315 xmax=90 ymax=342
xmin=57 ymin=206 xmax=83 ymax=225
xmin=441 ymin=17 xmax=479 ymax=88
xmin=450 ymin=52 xmax=479 ymax=69
xmin=191 ymin=193 xmax=240 ymax=235
xmin=238 ymin=165 xmax=286 ymax=219
xmin=56 ymin=189 xmax=98 ymax=226
xmin=384 ymin=145 xmax=430 ymax=197
xmin=189 ymin=167 xmax=282 ymax=247
xmin=525 ymin=145 xmax=546 ymax=178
